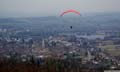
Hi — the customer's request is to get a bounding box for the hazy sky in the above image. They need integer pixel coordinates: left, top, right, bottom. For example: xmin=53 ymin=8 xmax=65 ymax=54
xmin=0 ymin=0 xmax=120 ymax=18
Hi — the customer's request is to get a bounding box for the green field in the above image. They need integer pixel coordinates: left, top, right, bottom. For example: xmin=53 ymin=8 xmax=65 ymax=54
xmin=99 ymin=45 xmax=120 ymax=56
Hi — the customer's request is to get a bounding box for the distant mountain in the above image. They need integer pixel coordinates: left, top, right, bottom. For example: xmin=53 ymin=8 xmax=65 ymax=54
xmin=0 ymin=13 xmax=120 ymax=34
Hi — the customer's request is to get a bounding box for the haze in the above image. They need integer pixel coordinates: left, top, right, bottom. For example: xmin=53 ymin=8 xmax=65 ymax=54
xmin=0 ymin=0 xmax=120 ymax=18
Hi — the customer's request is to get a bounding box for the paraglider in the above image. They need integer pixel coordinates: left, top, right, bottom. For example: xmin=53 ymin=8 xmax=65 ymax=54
xmin=70 ymin=26 xmax=73 ymax=29
xmin=60 ymin=9 xmax=81 ymax=29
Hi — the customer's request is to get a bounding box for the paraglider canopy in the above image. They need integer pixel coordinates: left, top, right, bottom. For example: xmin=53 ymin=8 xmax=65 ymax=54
xmin=60 ymin=9 xmax=81 ymax=17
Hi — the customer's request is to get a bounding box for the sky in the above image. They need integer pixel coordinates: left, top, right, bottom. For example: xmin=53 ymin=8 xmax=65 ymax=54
xmin=0 ymin=0 xmax=120 ymax=18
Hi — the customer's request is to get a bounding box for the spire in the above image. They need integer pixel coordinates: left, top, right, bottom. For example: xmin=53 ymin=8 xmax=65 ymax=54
xmin=42 ymin=39 xmax=45 ymax=48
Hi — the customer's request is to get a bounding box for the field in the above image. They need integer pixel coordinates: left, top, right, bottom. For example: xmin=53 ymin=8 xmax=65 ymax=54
xmin=99 ymin=45 xmax=120 ymax=56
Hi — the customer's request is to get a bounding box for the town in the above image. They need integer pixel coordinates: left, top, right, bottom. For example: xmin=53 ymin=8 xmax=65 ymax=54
xmin=0 ymin=27 xmax=120 ymax=72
